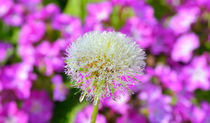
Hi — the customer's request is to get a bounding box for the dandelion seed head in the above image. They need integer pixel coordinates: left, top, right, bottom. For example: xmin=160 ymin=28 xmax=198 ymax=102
xmin=65 ymin=31 xmax=146 ymax=104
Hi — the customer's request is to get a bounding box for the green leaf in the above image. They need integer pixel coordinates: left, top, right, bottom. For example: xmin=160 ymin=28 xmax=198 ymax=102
xmin=64 ymin=0 xmax=103 ymax=22
xmin=146 ymin=0 xmax=174 ymax=20
xmin=50 ymin=88 xmax=88 ymax=123
xmin=66 ymin=101 xmax=88 ymax=123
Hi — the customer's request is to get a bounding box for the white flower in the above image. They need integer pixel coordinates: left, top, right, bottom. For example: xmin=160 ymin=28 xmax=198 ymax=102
xmin=65 ymin=31 xmax=146 ymax=104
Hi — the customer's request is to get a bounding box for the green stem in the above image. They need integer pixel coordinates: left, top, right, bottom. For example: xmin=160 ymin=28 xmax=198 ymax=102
xmin=90 ymin=99 xmax=100 ymax=123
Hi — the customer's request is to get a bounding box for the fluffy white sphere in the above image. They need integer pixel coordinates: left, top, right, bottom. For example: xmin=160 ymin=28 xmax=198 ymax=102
xmin=65 ymin=31 xmax=146 ymax=104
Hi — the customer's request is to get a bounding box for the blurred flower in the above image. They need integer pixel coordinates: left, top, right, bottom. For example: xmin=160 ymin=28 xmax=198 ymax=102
xmin=201 ymin=102 xmax=210 ymax=123
xmin=65 ymin=31 xmax=146 ymax=104
xmin=0 ymin=0 xmax=13 ymax=18
xmin=85 ymin=1 xmax=112 ymax=32
xmin=154 ymin=64 xmax=182 ymax=92
xmin=102 ymin=93 xmax=130 ymax=114
xmin=139 ymin=83 xmax=172 ymax=123
xmin=3 ymin=4 xmax=24 ymax=26
xmin=35 ymin=40 xmax=64 ymax=76
xmin=52 ymin=14 xmax=81 ymax=40
xmin=121 ymin=17 xmax=156 ymax=48
xmin=171 ymin=33 xmax=200 ymax=63
xmin=34 ymin=3 xmax=60 ymax=21
xmin=132 ymin=0 xmax=157 ymax=24
xmin=75 ymin=105 xmax=106 ymax=123
xmin=181 ymin=54 xmax=210 ymax=91
xmin=0 ymin=42 xmax=13 ymax=63
xmin=117 ymin=108 xmax=147 ymax=123
xmin=169 ymin=7 xmax=200 ymax=34
xmin=19 ymin=20 xmax=46 ymax=44
xmin=0 ymin=102 xmax=28 ymax=123
xmin=18 ymin=44 xmax=35 ymax=65
xmin=150 ymin=27 xmax=175 ymax=55
xmin=22 ymin=90 xmax=53 ymax=123
xmin=52 ymin=75 xmax=68 ymax=101
xmin=87 ymin=2 xmax=112 ymax=22
xmin=0 ymin=63 xmax=33 ymax=99
xmin=111 ymin=0 xmax=136 ymax=6
xmin=17 ymin=0 xmax=42 ymax=12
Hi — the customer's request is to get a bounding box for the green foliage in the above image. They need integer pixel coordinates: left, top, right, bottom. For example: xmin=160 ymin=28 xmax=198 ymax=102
xmin=51 ymin=88 xmax=88 ymax=123
xmin=195 ymin=89 xmax=210 ymax=103
xmin=109 ymin=6 xmax=134 ymax=30
xmin=43 ymin=0 xmax=68 ymax=11
xmin=64 ymin=0 xmax=102 ymax=22
xmin=146 ymin=0 xmax=174 ymax=19
xmin=0 ymin=21 xmax=19 ymax=44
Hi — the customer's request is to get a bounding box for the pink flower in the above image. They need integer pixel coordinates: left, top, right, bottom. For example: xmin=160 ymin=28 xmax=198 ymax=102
xmin=171 ymin=33 xmax=200 ymax=63
xmin=19 ymin=20 xmax=46 ymax=44
xmin=3 ymin=4 xmax=24 ymax=26
xmin=75 ymin=105 xmax=106 ymax=123
xmin=0 ymin=63 xmax=33 ymax=99
xmin=181 ymin=54 xmax=210 ymax=91
xmin=169 ymin=7 xmax=200 ymax=34
xmin=0 ymin=0 xmax=13 ymax=18
xmin=52 ymin=14 xmax=81 ymax=40
xmin=35 ymin=40 xmax=64 ymax=76
xmin=0 ymin=102 xmax=28 ymax=123
xmin=87 ymin=2 xmax=112 ymax=22
xmin=117 ymin=108 xmax=147 ymax=123
xmin=22 ymin=90 xmax=54 ymax=123
xmin=121 ymin=17 xmax=156 ymax=48
xmin=52 ymin=75 xmax=68 ymax=101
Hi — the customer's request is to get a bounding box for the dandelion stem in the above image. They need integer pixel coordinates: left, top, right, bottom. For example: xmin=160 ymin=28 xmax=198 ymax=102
xmin=90 ymin=98 xmax=100 ymax=123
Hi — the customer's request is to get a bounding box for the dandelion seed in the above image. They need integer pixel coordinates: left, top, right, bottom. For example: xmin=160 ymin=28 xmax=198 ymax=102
xmin=65 ymin=31 xmax=146 ymax=105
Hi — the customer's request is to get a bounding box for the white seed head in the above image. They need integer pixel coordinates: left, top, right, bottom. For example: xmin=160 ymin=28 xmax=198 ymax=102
xmin=65 ymin=31 xmax=146 ymax=104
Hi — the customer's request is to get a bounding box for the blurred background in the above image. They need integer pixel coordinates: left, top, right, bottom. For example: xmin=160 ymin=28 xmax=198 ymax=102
xmin=0 ymin=0 xmax=210 ymax=123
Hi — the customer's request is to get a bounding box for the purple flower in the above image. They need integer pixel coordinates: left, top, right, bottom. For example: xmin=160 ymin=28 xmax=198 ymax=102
xmin=0 ymin=63 xmax=33 ymax=99
xmin=3 ymin=4 xmax=24 ymax=26
xmin=181 ymin=54 xmax=210 ymax=91
xmin=52 ymin=14 xmax=81 ymax=40
xmin=190 ymin=106 xmax=205 ymax=123
xmin=138 ymin=83 xmax=172 ymax=123
xmin=121 ymin=17 xmax=156 ymax=48
xmin=117 ymin=108 xmax=147 ymax=123
xmin=196 ymin=0 xmax=210 ymax=10
xmin=0 ymin=0 xmax=13 ymax=18
xmin=201 ymin=102 xmax=210 ymax=123
xmin=102 ymin=93 xmax=130 ymax=114
xmin=84 ymin=2 xmax=112 ymax=32
xmin=111 ymin=0 xmax=136 ymax=6
xmin=0 ymin=102 xmax=28 ymax=123
xmin=87 ymin=2 xmax=112 ymax=22
xmin=169 ymin=7 xmax=200 ymax=34
xmin=35 ymin=40 xmax=64 ymax=76
xmin=19 ymin=20 xmax=46 ymax=44
xmin=147 ymin=96 xmax=172 ymax=123
xmin=0 ymin=42 xmax=13 ymax=63
xmin=150 ymin=27 xmax=175 ymax=55
xmin=138 ymin=83 xmax=162 ymax=102
xmin=17 ymin=0 xmax=42 ymax=12
xmin=171 ymin=90 xmax=195 ymax=122
xmin=22 ymin=90 xmax=53 ymax=123
xmin=75 ymin=105 xmax=106 ymax=123
xmin=171 ymin=33 xmax=200 ymax=63
xmin=32 ymin=3 xmax=60 ymax=21
xmin=131 ymin=0 xmax=157 ymax=24
xmin=154 ymin=64 xmax=182 ymax=92
xmin=18 ymin=44 xmax=35 ymax=66
xmin=52 ymin=75 xmax=68 ymax=101
xmin=84 ymin=17 xmax=105 ymax=32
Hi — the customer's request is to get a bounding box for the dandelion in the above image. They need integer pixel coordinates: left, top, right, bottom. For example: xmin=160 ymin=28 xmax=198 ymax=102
xmin=65 ymin=31 xmax=146 ymax=123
